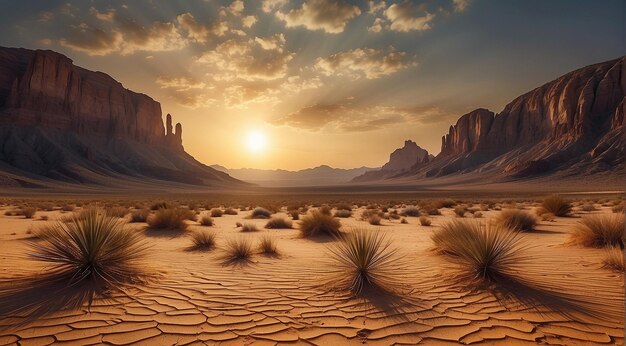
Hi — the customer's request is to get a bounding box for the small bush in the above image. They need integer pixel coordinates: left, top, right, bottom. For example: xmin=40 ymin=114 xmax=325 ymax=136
xmin=251 ymin=207 xmax=272 ymax=219
xmin=106 ymin=207 xmax=129 ymax=218
xmin=265 ymin=217 xmax=293 ymax=229
xmin=21 ymin=207 xmax=36 ymax=219
xmin=222 ymin=237 xmax=254 ymax=265
xmin=224 ymin=207 xmax=238 ymax=215
xmin=147 ymin=208 xmax=190 ymax=232
xmin=319 ymin=205 xmax=333 ymax=215
xmin=453 ymin=206 xmax=466 ymax=217
xmin=402 ymin=206 xmax=420 ymax=217
xmin=334 ymin=209 xmax=352 ymax=218
xmin=419 ymin=216 xmax=431 ymax=226
xmin=368 ymin=215 xmax=382 ymax=225
xmin=602 ymin=247 xmax=624 ymax=272
xmin=435 ymin=199 xmax=456 ymax=209
xmin=580 ymin=204 xmax=596 ymax=212
xmin=241 ymin=223 xmax=259 ymax=232
xmin=61 ymin=205 xmax=75 ymax=212
xmin=473 ymin=211 xmax=483 ymax=218
xmin=299 ymin=210 xmax=342 ymax=238
xmin=200 ymin=215 xmax=214 ymax=226
xmin=400 ymin=218 xmax=408 ymax=224
xmin=210 ymin=208 xmax=223 ymax=217
xmin=130 ymin=208 xmax=150 ymax=223
xmin=258 ymin=235 xmax=279 ymax=255
xmin=189 ymin=230 xmax=216 ymax=250
xmin=289 ymin=210 xmax=299 ymax=220
xmin=570 ymin=214 xmax=624 ymax=248
xmin=496 ymin=209 xmax=537 ymax=232
xmin=538 ymin=194 xmax=572 ymax=217
xmin=236 ymin=222 xmax=243 ymax=227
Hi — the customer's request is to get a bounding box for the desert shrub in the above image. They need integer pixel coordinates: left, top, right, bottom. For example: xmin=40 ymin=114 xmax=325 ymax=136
xmin=360 ymin=209 xmax=380 ymax=221
xmin=538 ymin=195 xmax=572 ymax=217
xmin=130 ymin=208 xmax=150 ymax=223
xmin=602 ymin=247 xmax=624 ymax=271
xmin=61 ymin=204 xmax=75 ymax=212
xmin=335 ymin=204 xmax=352 ymax=211
xmin=435 ymin=199 xmax=456 ymax=209
xmin=401 ymin=206 xmax=420 ymax=217
xmin=425 ymin=206 xmax=441 ymax=215
xmin=289 ymin=210 xmax=300 ymax=220
xmin=580 ymin=204 xmax=596 ymax=212
xmin=251 ymin=207 xmax=272 ymax=219
xmin=150 ymin=202 xmax=171 ymax=210
xmin=30 ymin=208 xmax=148 ymax=287
xmin=189 ymin=230 xmax=216 ymax=250
xmin=319 ymin=205 xmax=333 ymax=215
xmin=419 ymin=216 xmax=431 ymax=226
xmin=334 ymin=209 xmax=352 ymax=218
xmin=210 ymin=208 xmax=223 ymax=217
xmin=222 ymin=237 xmax=254 ymax=265
xmin=368 ymin=215 xmax=382 ymax=225
xmin=299 ymin=210 xmax=342 ymax=238
xmin=328 ymin=229 xmax=402 ymax=295
xmin=612 ymin=203 xmax=624 ymax=213
xmin=105 ymin=207 xmax=129 ymax=218
xmin=453 ymin=206 xmax=466 ymax=217
xmin=147 ymin=208 xmax=190 ymax=232
xmin=21 ymin=207 xmax=36 ymax=219
xmin=570 ymin=214 xmax=624 ymax=248
xmin=200 ymin=215 xmax=214 ymax=226
xmin=265 ymin=216 xmax=293 ymax=229
xmin=258 ymin=235 xmax=279 ymax=255
xmin=496 ymin=209 xmax=537 ymax=232
xmin=236 ymin=222 xmax=243 ymax=227
xmin=473 ymin=211 xmax=483 ymax=218
xmin=432 ymin=220 xmax=526 ymax=284
xmin=224 ymin=207 xmax=238 ymax=215
xmin=241 ymin=223 xmax=259 ymax=232
xmin=389 ymin=213 xmax=401 ymax=220
xmin=400 ymin=218 xmax=408 ymax=224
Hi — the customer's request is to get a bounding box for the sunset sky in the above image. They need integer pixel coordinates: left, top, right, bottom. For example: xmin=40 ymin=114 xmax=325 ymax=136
xmin=0 ymin=0 xmax=623 ymax=170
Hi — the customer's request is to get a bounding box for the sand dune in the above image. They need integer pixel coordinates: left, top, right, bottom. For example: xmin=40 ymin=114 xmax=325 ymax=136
xmin=0 ymin=202 xmax=623 ymax=345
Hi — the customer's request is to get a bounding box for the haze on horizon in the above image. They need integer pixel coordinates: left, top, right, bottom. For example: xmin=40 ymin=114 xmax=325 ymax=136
xmin=0 ymin=0 xmax=623 ymax=170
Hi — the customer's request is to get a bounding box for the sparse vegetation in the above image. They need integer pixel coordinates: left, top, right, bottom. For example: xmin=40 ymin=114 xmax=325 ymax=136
xmin=265 ymin=216 xmax=293 ymax=229
xmin=224 ymin=207 xmax=238 ymax=215
xmin=258 ymin=235 xmax=279 ymax=256
xmin=570 ymin=214 xmax=624 ymax=248
xmin=402 ymin=206 xmax=420 ymax=217
xmin=222 ymin=237 xmax=254 ymax=265
xmin=419 ymin=216 xmax=431 ymax=226
xmin=289 ymin=210 xmax=300 ymax=220
xmin=130 ymin=208 xmax=150 ymax=223
xmin=432 ymin=220 xmax=527 ymax=284
xmin=241 ymin=222 xmax=259 ymax=232
xmin=200 ymin=215 xmax=214 ymax=226
xmin=250 ymin=207 xmax=272 ymax=219
xmin=210 ymin=208 xmax=223 ymax=217
xmin=21 ymin=207 xmax=36 ymax=219
xmin=189 ymin=230 xmax=216 ymax=250
xmin=334 ymin=209 xmax=352 ymax=218
xmin=602 ymin=247 xmax=624 ymax=272
xmin=453 ymin=206 xmax=466 ymax=217
xmin=496 ymin=209 xmax=537 ymax=232
xmin=538 ymin=194 xmax=572 ymax=217
xmin=400 ymin=218 xmax=408 ymax=224
xmin=147 ymin=208 xmax=191 ymax=232
xmin=328 ymin=229 xmax=402 ymax=295
xmin=105 ymin=207 xmax=129 ymax=218
xmin=299 ymin=210 xmax=342 ymax=238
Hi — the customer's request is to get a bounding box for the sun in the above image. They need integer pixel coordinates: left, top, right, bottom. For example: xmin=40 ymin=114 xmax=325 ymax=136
xmin=245 ymin=130 xmax=267 ymax=153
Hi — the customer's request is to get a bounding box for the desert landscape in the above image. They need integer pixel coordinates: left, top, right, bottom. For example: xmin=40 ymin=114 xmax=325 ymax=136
xmin=0 ymin=0 xmax=624 ymax=345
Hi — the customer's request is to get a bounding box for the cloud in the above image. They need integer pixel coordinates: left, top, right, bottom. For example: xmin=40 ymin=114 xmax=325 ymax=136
xmin=242 ymin=15 xmax=258 ymax=28
xmin=196 ymin=34 xmax=293 ymax=81
xmin=60 ymin=28 xmax=123 ymax=56
xmin=38 ymin=11 xmax=54 ymax=22
xmin=156 ymin=76 xmax=207 ymax=91
xmin=368 ymin=1 xmax=386 ymax=14
xmin=314 ymin=47 xmax=416 ymax=79
xmin=177 ymin=13 xmax=209 ymax=42
xmin=170 ymin=91 xmax=216 ymax=109
xmin=90 ymin=7 xmax=115 ymax=22
xmin=384 ymin=1 xmax=435 ymax=32
xmin=275 ymin=0 xmax=362 ymax=34
xmin=368 ymin=17 xmax=384 ymax=33
xmin=262 ymin=0 xmax=288 ymax=13
xmin=224 ymin=83 xmax=280 ymax=108
xmin=453 ymin=0 xmax=471 ymax=12
xmin=271 ymin=102 xmax=453 ymax=132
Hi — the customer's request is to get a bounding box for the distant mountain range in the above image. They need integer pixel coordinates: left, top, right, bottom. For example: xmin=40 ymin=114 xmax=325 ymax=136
xmin=211 ymin=165 xmax=378 ymax=187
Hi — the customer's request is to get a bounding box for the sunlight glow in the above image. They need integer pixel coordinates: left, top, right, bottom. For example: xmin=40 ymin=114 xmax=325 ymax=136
xmin=245 ymin=130 xmax=267 ymax=154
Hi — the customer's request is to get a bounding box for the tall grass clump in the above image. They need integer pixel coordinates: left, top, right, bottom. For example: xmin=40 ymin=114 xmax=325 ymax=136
xmin=602 ymin=247 xmax=624 ymax=272
xmin=328 ymin=229 xmax=402 ymax=295
xmin=200 ymin=215 xmax=214 ymax=226
xmin=146 ymin=208 xmax=190 ymax=232
xmin=538 ymin=194 xmax=572 ymax=217
xmin=265 ymin=216 xmax=293 ymax=229
xmin=250 ymin=207 xmax=272 ymax=219
xmin=241 ymin=222 xmax=259 ymax=232
xmin=130 ymin=208 xmax=150 ymax=223
xmin=29 ymin=208 xmax=148 ymax=286
xmin=189 ymin=230 xmax=216 ymax=250
xmin=496 ymin=209 xmax=537 ymax=232
xmin=299 ymin=210 xmax=342 ymax=238
xmin=21 ymin=207 xmax=36 ymax=219
xmin=570 ymin=214 xmax=624 ymax=248
xmin=258 ymin=235 xmax=279 ymax=256
xmin=222 ymin=237 xmax=254 ymax=265
xmin=432 ymin=220 xmax=527 ymax=284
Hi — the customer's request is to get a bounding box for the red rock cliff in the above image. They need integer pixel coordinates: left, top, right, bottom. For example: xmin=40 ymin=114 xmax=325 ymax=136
xmin=0 ymin=47 xmax=183 ymax=150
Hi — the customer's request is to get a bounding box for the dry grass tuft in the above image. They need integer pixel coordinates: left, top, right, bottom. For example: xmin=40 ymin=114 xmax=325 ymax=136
xmin=146 ymin=208 xmax=191 ymax=232
xmin=602 ymin=247 xmax=624 ymax=272
xmin=265 ymin=216 xmax=293 ymax=229
xmin=432 ymin=220 xmax=527 ymax=284
xmin=21 ymin=207 xmax=36 ymax=219
xmin=130 ymin=208 xmax=150 ymax=223
xmin=453 ymin=206 xmax=466 ymax=217
xmin=251 ymin=207 xmax=272 ymax=219
xmin=299 ymin=210 xmax=342 ymax=239
xmin=538 ymin=194 xmax=572 ymax=217
xmin=334 ymin=209 xmax=352 ymax=218
xmin=496 ymin=209 xmax=537 ymax=232
xmin=222 ymin=237 xmax=254 ymax=265
xmin=368 ymin=215 xmax=382 ymax=225
xmin=570 ymin=214 xmax=624 ymax=248
xmin=419 ymin=216 xmax=431 ymax=226
xmin=189 ymin=230 xmax=216 ymax=250
xmin=224 ymin=207 xmax=238 ymax=215
xmin=210 ymin=208 xmax=223 ymax=217
xmin=258 ymin=235 xmax=279 ymax=256
xmin=241 ymin=222 xmax=259 ymax=232
xmin=402 ymin=206 xmax=420 ymax=217
xmin=200 ymin=215 xmax=214 ymax=226
xmin=328 ymin=229 xmax=403 ymax=295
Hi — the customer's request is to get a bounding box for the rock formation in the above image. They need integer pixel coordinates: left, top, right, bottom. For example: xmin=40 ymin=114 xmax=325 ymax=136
xmin=352 ymin=140 xmax=433 ymax=182
xmin=0 ymin=47 xmax=240 ymax=188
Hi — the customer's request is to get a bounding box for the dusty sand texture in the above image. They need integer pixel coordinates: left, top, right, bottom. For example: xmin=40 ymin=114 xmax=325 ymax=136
xmin=0 ymin=202 xmax=623 ymax=345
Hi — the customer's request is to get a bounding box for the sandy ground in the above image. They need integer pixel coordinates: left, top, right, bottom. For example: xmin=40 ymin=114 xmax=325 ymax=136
xmin=0 ymin=202 xmax=623 ymax=345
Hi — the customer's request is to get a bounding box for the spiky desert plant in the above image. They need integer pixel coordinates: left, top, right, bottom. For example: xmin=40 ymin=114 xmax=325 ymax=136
xmin=334 ymin=209 xmax=352 ymax=218
xmin=250 ymin=207 xmax=272 ymax=219
xmin=265 ymin=216 xmax=293 ymax=229
xmin=30 ymin=208 xmax=148 ymax=286
xmin=402 ymin=206 xmax=420 ymax=217
xmin=419 ymin=216 xmax=431 ymax=226
xmin=189 ymin=230 xmax=216 ymax=250
xmin=432 ymin=220 xmax=527 ymax=284
xmin=300 ymin=210 xmax=342 ymax=238
xmin=146 ymin=208 xmax=189 ymax=232
xmin=200 ymin=215 xmax=214 ymax=226
xmin=570 ymin=214 xmax=625 ymax=248
xmin=328 ymin=229 xmax=402 ymax=295
xmin=602 ymin=247 xmax=624 ymax=272
xmin=496 ymin=209 xmax=537 ymax=232
xmin=368 ymin=215 xmax=382 ymax=225
xmin=130 ymin=208 xmax=150 ymax=223
xmin=538 ymin=194 xmax=572 ymax=217
xmin=241 ymin=222 xmax=259 ymax=232
xmin=258 ymin=235 xmax=279 ymax=255
xmin=222 ymin=237 xmax=254 ymax=265
xmin=210 ymin=208 xmax=223 ymax=217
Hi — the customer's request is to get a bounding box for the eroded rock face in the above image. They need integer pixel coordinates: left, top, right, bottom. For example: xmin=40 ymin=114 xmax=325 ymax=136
xmin=429 ymin=56 xmax=626 ymax=177
xmin=0 ymin=47 xmax=182 ymax=151
xmin=382 ymin=140 xmax=430 ymax=171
